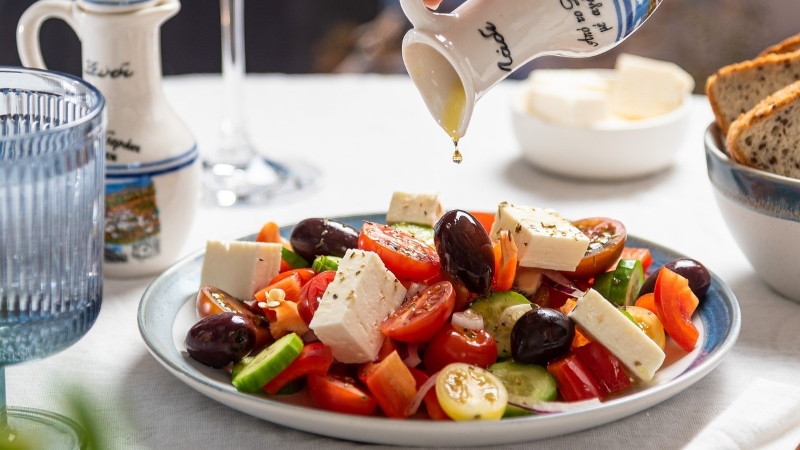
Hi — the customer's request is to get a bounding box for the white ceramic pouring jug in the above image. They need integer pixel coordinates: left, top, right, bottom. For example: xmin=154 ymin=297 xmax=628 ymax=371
xmin=17 ymin=0 xmax=200 ymax=278
xmin=400 ymin=0 xmax=661 ymax=139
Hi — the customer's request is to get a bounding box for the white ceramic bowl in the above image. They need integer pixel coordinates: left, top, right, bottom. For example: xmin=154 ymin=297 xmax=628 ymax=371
xmin=511 ymin=80 xmax=693 ymax=181
xmin=705 ymin=124 xmax=800 ymax=303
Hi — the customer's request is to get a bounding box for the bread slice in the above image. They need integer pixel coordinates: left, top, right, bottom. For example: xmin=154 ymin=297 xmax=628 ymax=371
xmin=706 ymin=51 xmax=800 ymax=134
xmin=726 ymin=80 xmax=800 ymax=178
xmin=760 ymin=33 xmax=800 ymax=57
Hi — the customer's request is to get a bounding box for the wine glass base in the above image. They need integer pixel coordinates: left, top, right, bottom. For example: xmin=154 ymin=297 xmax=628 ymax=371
xmin=1 ymin=407 xmax=87 ymax=450
xmin=201 ymin=156 xmax=320 ymax=207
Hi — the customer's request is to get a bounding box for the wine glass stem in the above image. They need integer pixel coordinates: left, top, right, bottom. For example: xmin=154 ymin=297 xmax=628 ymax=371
xmin=218 ymin=0 xmax=254 ymax=167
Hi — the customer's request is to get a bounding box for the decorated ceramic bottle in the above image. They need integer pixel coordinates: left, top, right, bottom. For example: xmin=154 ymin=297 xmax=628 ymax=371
xmin=18 ymin=0 xmax=200 ymax=278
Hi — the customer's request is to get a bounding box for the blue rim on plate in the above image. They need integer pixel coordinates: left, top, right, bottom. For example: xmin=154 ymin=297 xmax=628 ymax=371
xmin=138 ymin=213 xmax=740 ymax=447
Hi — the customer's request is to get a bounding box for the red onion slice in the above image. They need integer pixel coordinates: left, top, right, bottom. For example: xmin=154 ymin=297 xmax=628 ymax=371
xmin=541 ymin=270 xmax=585 ymax=298
xmin=407 ymin=370 xmax=441 ymax=417
xmin=508 ymin=396 xmax=601 ymax=414
xmin=451 ymin=310 xmax=485 ymax=330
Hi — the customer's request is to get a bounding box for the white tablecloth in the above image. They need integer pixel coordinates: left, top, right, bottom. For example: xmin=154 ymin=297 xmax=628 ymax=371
xmin=7 ymin=74 xmax=800 ymax=449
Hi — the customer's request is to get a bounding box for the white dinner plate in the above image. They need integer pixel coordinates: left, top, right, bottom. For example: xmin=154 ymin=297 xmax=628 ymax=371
xmin=138 ymin=213 xmax=741 ymax=447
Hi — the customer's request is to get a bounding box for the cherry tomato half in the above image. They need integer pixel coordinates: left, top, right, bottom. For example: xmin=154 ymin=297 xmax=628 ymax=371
xmin=297 ymin=271 xmax=336 ymax=325
xmin=381 ymin=281 xmax=455 ymax=343
xmin=358 ymin=222 xmax=440 ymax=283
xmin=306 ymin=374 xmax=377 ymax=416
xmin=195 ymin=286 xmax=272 ymax=349
xmin=423 ymin=323 xmax=498 ymax=373
xmin=564 ymin=218 xmax=627 ymax=280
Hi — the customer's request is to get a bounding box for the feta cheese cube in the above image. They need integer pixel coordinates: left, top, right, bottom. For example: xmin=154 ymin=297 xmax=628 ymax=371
xmin=199 ymin=240 xmax=282 ymax=301
xmin=489 ymin=202 xmax=589 ymax=271
xmin=568 ymin=289 xmax=666 ymax=381
xmin=385 ymin=192 xmax=445 ymax=227
xmin=309 ymin=249 xmax=407 ymax=363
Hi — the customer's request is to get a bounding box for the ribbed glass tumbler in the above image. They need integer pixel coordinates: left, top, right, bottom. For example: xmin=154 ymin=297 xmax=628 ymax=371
xmin=0 ymin=67 xmax=106 ymax=450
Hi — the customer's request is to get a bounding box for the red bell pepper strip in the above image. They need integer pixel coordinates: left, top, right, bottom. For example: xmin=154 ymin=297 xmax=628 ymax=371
xmin=573 ymin=342 xmax=631 ymax=395
xmin=263 ymin=342 xmax=334 ymax=395
xmin=547 ymin=353 xmax=605 ymax=402
xmin=654 ymin=267 xmax=699 ymax=352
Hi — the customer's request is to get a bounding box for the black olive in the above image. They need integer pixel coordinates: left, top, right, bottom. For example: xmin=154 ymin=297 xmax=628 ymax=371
xmin=638 ymin=258 xmax=712 ymax=299
xmin=510 ymin=308 xmax=574 ymax=365
xmin=289 ymin=218 xmax=359 ymax=262
xmin=185 ymin=312 xmax=255 ymax=368
xmin=433 ymin=210 xmax=494 ymax=296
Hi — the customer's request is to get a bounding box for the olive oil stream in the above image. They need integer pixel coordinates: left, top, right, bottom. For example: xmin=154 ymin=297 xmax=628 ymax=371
xmin=441 ymin=78 xmax=466 ymax=164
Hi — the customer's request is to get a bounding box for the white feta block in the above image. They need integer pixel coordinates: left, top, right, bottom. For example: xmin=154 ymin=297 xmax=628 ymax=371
xmin=525 ymin=69 xmax=611 ymax=126
xmin=568 ymin=289 xmax=666 ymax=381
xmin=489 ymin=202 xmax=589 ymax=271
xmin=610 ymin=53 xmax=694 ymax=120
xmin=309 ymin=249 xmax=407 ymax=363
xmin=200 ymin=240 xmax=282 ymax=301
xmin=385 ymin=191 xmax=445 ymax=227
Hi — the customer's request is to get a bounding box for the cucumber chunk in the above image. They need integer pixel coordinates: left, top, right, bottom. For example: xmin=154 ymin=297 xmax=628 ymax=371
xmin=231 ymin=333 xmax=303 ymax=393
xmin=391 ymin=222 xmax=435 ymax=247
xmin=489 ymin=360 xmax=557 ymax=417
xmin=593 ymin=259 xmax=644 ymax=306
xmin=468 ymin=291 xmax=531 ymax=360
xmin=311 ymin=255 xmax=341 ymax=272
xmin=281 ymin=247 xmax=310 ymax=269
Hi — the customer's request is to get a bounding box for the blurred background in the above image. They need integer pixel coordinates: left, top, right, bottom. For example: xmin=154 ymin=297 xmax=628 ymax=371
xmin=0 ymin=0 xmax=799 ymax=93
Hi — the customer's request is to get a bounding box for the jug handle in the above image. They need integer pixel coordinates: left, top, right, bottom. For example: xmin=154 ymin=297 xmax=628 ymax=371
xmin=17 ymin=0 xmax=80 ymax=70
xmin=399 ymin=0 xmax=441 ymax=30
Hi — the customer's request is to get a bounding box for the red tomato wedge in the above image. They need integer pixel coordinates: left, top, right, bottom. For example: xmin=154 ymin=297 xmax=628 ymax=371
xmin=358 ymin=222 xmax=440 ymax=283
xmin=573 ymin=342 xmax=631 ymax=395
xmin=547 ymin=353 xmax=604 ymax=402
xmin=618 ymin=247 xmax=654 ymax=274
xmin=654 ymin=267 xmax=699 ymax=352
xmin=468 ymin=211 xmax=495 ymax=234
xmin=297 ymin=270 xmax=336 ymax=325
xmin=361 ymin=351 xmax=418 ymax=418
xmin=565 ymin=218 xmax=627 ymax=280
xmin=422 ymin=323 xmax=497 ymax=373
xmin=254 ymin=272 xmax=303 ymax=302
xmin=307 ymin=373 xmax=377 ymax=416
xmin=491 ymin=230 xmax=518 ymax=292
xmin=381 ymin=281 xmax=455 ymax=343
xmin=263 ymin=342 xmax=334 ymax=395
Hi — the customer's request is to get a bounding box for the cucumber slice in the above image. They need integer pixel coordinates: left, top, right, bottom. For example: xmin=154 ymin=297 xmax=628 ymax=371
xmin=489 ymin=360 xmax=557 ymax=416
xmin=230 ymin=356 xmax=254 ymax=379
xmin=468 ymin=291 xmax=531 ymax=360
xmin=281 ymin=247 xmax=310 ymax=269
xmin=593 ymin=259 xmax=644 ymax=307
xmin=391 ymin=222 xmax=435 ymax=247
xmin=311 ymin=255 xmax=341 ymax=272
xmin=231 ymin=333 xmax=303 ymax=393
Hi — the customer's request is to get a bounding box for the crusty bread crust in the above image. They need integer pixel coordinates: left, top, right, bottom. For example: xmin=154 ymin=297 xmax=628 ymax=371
xmin=726 ymin=80 xmax=800 ymax=178
xmin=706 ymin=51 xmax=800 ymax=135
xmin=759 ymin=33 xmax=800 ymax=57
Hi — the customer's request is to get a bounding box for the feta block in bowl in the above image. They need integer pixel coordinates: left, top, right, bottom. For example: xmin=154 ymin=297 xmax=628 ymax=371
xmin=512 ymin=54 xmax=694 ymax=181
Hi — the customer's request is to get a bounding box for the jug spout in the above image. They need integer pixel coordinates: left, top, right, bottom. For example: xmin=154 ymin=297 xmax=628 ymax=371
xmin=403 ymin=29 xmax=475 ymax=141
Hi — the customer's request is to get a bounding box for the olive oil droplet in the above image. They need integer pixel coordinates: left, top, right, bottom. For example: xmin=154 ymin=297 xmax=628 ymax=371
xmin=452 ymin=140 xmax=462 ymax=164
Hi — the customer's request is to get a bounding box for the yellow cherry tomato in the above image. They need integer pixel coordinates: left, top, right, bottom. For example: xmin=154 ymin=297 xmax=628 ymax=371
xmin=435 ymin=363 xmax=508 ymax=421
xmin=623 ymin=305 xmax=666 ymax=350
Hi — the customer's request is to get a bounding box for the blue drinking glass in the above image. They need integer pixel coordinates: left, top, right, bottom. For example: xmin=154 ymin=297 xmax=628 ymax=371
xmin=0 ymin=67 xmax=105 ymax=449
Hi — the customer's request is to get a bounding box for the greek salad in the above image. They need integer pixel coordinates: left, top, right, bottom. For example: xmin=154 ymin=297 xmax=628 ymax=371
xmin=184 ymin=192 xmax=711 ymax=421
